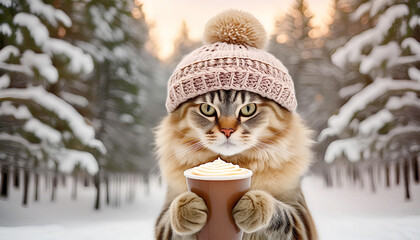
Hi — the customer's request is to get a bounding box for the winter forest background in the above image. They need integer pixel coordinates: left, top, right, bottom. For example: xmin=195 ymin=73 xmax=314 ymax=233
xmin=0 ymin=0 xmax=419 ymax=239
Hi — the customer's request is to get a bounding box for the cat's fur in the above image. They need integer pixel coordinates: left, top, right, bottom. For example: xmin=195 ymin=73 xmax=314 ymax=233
xmin=154 ymin=90 xmax=317 ymax=240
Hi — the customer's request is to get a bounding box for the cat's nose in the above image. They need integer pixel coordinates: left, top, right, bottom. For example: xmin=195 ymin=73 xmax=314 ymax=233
xmin=220 ymin=128 xmax=235 ymax=138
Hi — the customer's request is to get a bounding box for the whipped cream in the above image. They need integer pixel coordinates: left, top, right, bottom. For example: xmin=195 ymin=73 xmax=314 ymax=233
xmin=184 ymin=158 xmax=252 ymax=180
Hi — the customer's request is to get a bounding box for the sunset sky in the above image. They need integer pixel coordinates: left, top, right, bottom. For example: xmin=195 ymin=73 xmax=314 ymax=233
xmin=141 ymin=0 xmax=333 ymax=60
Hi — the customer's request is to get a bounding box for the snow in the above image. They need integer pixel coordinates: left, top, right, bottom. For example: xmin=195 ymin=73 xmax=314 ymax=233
xmin=324 ymin=137 xmax=370 ymax=163
xmin=0 ymin=101 xmax=32 ymax=119
xmin=44 ymin=39 xmax=94 ymax=74
xmin=13 ymin=13 xmax=49 ymax=47
xmin=401 ymin=37 xmax=420 ymax=55
xmin=338 ymin=83 xmax=365 ymax=99
xmin=369 ymin=0 xmax=394 ymax=17
xmin=28 ymin=0 xmax=72 ymax=27
xmin=0 ymin=45 xmax=20 ymax=62
xmin=60 ymin=92 xmax=89 ymax=107
xmin=358 ymin=109 xmax=393 ymax=135
xmin=376 ymin=125 xmax=420 ymax=150
xmin=350 ymin=2 xmax=371 ymax=22
xmin=319 ymin=78 xmax=420 ymax=141
xmin=12 ymin=12 xmax=93 ymax=76
xmin=0 ymin=75 xmax=10 ymax=89
xmin=409 ymin=15 xmax=420 ymax=28
xmin=0 ymin=86 xmax=103 ymax=152
xmin=20 ymin=50 xmax=58 ymax=83
xmin=1 ymin=175 xmax=420 ymax=239
xmin=386 ymin=92 xmax=420 ymax=109
xmin=408 ymin=67 xmax=420 ymax=82
xmin=23 ymin=118 xmax=62 ymax=145
xmin=359 ymin=41 xmax=401 ymax=74
xmin=0 ymin=23 xmax=12 ymax=37
xmin=0 ymin=0 xmax=12 ymax=8
xmin=0 ymin=133 xmax=40 ymax=151
xmin=120 ymin=113 xmax=135 ymax=124
xmin=333 ymin=4 xmax=409 ymax=68
xmin=89 ymin=5 xmax=124 ymax=42
xmin=56 ymin=149 xmax=98 ymax=175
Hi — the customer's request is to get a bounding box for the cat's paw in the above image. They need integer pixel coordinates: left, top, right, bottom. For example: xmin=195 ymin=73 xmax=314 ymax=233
xmin=170 ymin=192 xmax=208 ymax=235
xmin=232 ymin=190 xmax=275 ymax=233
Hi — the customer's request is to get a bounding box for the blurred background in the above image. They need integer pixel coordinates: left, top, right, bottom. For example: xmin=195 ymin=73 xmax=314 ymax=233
xmin=0 ymin=0 xmax=419 ymax=239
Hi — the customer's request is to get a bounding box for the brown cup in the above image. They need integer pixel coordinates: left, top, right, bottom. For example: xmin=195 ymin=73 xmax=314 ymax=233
xmin=184 ymin=169 xmax=252 ymax=240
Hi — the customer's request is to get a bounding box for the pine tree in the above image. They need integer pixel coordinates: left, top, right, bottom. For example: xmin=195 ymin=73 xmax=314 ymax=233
xmin=0 ymin=0 xmax=104 ymax=200
xmin=61 ymin=0 xmax=165 ymax=176
xmin=269 ymin=0 xmax=342 ymax=135
xmin=319 ymin=0 xmax=420 ymax=198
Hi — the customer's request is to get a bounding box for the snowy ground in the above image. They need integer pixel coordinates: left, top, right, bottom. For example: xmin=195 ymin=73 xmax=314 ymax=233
xmin=1 ymin=175 xmax=420 ymax=240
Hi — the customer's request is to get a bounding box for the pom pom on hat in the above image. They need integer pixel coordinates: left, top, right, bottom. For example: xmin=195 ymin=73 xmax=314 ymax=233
xmin=203 ymin=9 xmax=267 ymax=49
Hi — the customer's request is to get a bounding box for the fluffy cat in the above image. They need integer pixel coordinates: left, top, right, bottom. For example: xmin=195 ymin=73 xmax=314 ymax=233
xmin=154 ymin=90 xmax=317 ymax=240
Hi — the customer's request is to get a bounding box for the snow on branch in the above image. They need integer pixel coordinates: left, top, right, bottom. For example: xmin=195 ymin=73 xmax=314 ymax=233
xmin=376 ymin=125 xmax=420 ymax=151
xmin=333 ymin=4 xmax=409 ymax=68
xmin=0 ymin=23 xmax=12 ymax=37
xmin=44 ymin=39 xmax=93 ymax=74
xmin=319 ymin=78 xmax=420 ymax=141
xmin=0 ymin=75 xmax=10 ymax=89
xmin=358 ymin=109 xmax=393 ymax=135
xmin=386 ymin=91 xmax=420 ymax=110
xmin=408 ymin=67 xmax=420 ymax=82
xmin=0 ymin=101 xmax=32 ymax=119
xmin=0 ymin=86 xmax=105 ymax=154
xmin=325 ymin=137 xmax=372 ymax=163
xmin=0 ymin=132 xmax=40 ymax=151
xmin=20 ymin=50 xmax=59 ymax=83
xmin=29 ymin=0 xmax=72 ymax=27
xmin=12 ymin=13 xmax=93 ymax=77
xmin=13 ymin=13 xmax=49 ymax=46
xmin=56 ymin=149 xmax=98 ymax=175
xmin=23 ymin=118 xmax=62 ymax=145
xmin=360 ymin=41 xmax=401 ymax=74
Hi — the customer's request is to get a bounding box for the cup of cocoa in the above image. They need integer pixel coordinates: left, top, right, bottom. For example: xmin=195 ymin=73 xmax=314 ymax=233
xmin=184 ymin=158 xmax=253 ymax=240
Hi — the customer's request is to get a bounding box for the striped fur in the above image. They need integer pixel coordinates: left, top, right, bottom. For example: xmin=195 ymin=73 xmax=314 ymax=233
xmin=154 ymin=90 xmax=317 ymax=240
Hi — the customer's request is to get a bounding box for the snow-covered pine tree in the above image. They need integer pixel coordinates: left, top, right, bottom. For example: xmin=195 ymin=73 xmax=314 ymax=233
xmin=319 ymin=0 xmax=420 ymax=199
xmin=62 ymin=0 xmax=166 ymax=206
xmin=269 ymin=0 xmax=342 ymax=135
xmin=0 ymin=0 xmax=104 ymax=202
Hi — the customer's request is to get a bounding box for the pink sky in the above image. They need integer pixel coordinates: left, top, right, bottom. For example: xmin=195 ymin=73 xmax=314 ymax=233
xmin=141 ymin=0 xmax=332 ymax=59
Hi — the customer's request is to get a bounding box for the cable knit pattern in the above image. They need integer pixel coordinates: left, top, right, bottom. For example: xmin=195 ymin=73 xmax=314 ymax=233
xmin=165 ymin=42 xmax=297 ymax=113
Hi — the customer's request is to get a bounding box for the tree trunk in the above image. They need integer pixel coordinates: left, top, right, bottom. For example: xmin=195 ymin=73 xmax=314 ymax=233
xmin=105 ymin=174 xmax=110 ymax=205
xmin=403 ymin=160 xmax=410 ymax=200
xmin=1 ymin=167 xmax=9 ymax=198
xmin=51 ymin=171 xmax=58 ymax=202
xmin=13 ymin=167 xmax=20 ymax=188
xmin=385 ymin=163 xmax=390 ymax=188
xmin=94 ymin=172 xmax=101 ymax=210
xmin=22 ymin=169 xmax=29 ymax=206
xmin=412 ymin=157 xmax=419 ymax=184
xmin=368 ymin=164 xmax=375 ymax=193
xmin=72 ymin=173 xmax=78 ymax=200
xmin=34 ymin=172 xmax=39 ymax=202
xmin=395 ymin=161 xmax=400 ymax=185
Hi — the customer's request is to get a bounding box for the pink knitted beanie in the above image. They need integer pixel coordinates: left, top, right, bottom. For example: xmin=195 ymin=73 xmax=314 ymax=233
xmin=166 ymin=9 xmax=297 ymax=113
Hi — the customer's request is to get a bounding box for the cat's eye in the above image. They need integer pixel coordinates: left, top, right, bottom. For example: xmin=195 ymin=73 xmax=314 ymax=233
xmin=240 ymin=103 xmax=257 ymax=117
xmin=200 ymin=104 xmax=216 ymax=117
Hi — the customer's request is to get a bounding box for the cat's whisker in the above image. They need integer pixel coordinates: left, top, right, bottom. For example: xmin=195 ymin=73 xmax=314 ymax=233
xmin=164 ymin=140 xmax=201 ymax=160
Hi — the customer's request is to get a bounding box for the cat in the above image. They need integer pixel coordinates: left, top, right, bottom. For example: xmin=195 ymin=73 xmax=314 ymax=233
xmin=154 ymin=89 xmax=317 ymax=240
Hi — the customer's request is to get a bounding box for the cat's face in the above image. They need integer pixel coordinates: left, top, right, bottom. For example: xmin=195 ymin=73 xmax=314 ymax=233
xmin=181 ymin=90 xmax=290 ymax=156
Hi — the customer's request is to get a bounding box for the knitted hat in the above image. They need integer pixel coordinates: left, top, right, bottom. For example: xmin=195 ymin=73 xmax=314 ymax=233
xmin=165 ymin=9 xmax=297 ymax=113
